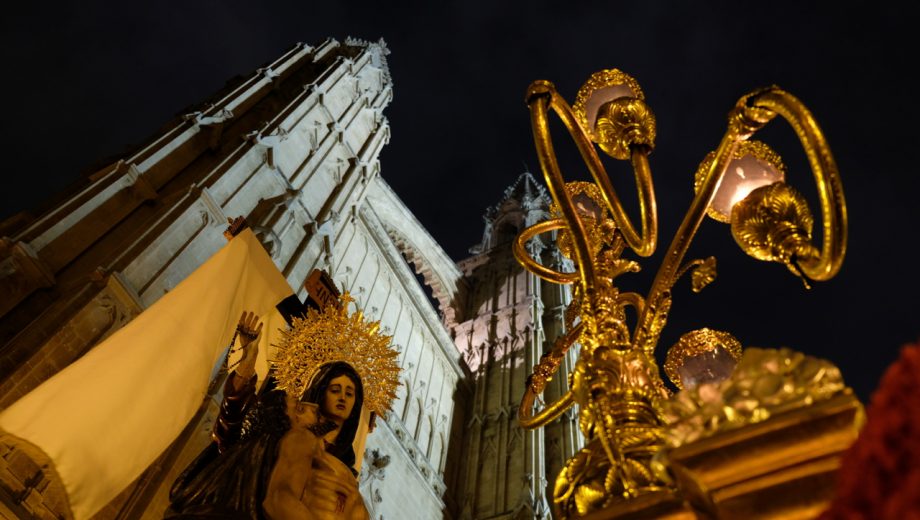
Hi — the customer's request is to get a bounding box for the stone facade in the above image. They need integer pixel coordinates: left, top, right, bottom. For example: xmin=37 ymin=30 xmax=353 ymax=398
xmin=0 ymin=37 xmax=465 ymax=520
xmin=0 ymin=38 xmax=580 ymax=520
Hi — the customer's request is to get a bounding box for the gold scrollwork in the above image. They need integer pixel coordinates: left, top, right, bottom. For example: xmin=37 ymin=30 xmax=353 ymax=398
xmin=527 ymin=79 xmax=658 ymax=259
xmin=551 ymin=181 xmax=621 ymax=261
xmin=513 ymin=219 xmax=581 ymax=285
xmin=518 ymin=323 xmax=584 ymax=430
xmin=516 ymin=70 xmax=848 ymax=519
xmin=749 ymin=88 xmax=847 ymax=282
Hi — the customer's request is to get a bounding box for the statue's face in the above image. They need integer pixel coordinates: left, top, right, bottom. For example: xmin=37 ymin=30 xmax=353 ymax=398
xmin=322 ymin=374 xmax=356 ymax=424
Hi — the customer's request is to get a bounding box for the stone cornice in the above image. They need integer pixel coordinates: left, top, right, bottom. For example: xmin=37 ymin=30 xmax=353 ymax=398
xmin=365 ymin=177 xmax=465 ymax=316
xmin=357 ymin=203 xmax=464 ymax=378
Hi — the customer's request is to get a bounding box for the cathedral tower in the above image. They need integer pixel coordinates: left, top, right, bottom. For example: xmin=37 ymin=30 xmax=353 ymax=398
xmin=447 ymin=172 xmax=583 ymax=519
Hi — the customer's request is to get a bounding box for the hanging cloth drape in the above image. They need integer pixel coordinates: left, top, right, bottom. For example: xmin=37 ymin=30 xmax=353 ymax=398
xmin=0 ymin=229 xmax=292 ymax=519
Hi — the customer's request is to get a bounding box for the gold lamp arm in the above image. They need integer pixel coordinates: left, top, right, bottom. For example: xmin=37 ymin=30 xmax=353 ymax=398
xmin=632 ymin=87 xmax=782 ymax=351
xmin=513 ymin=219 xmax=580 ymax=285
xmin=518 ymin=322 xmax=583 ymax=429
xmin=526 ymin=81 xmax=658 ymax=259
xmin=528 ymin=81 xmax=600 ymax=337
xmin=519 ymin=389 xmax=575 ymax=429
xmin=633 ymin=131 xmax=742 ymax=351
xmin=750 ymin=88 xmax=847 ymax=281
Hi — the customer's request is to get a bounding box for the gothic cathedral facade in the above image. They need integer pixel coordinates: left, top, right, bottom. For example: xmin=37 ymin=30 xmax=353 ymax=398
xmin=0 ymin=38 xmax=581 ymax=519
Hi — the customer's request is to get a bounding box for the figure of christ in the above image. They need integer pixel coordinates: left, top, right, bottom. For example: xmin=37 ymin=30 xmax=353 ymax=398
xmin=167 ymin=311 xmax=370 ymax=520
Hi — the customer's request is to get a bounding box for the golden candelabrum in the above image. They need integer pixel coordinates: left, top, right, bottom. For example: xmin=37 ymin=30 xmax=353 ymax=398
xmin=514 ymin=70 xmax=861 ymax=519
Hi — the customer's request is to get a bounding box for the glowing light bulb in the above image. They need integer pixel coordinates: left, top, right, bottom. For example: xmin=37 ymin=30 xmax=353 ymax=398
xmin=711 ymin=153 xmax=784 ymax=220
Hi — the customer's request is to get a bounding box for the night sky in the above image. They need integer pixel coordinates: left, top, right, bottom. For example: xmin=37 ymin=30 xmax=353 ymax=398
xmin=2 ymin=2 xmax=916 ymax=401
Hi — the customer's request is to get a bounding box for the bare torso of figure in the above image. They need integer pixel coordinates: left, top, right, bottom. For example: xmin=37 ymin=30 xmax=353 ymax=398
xmin=301 ymin=440 xmax=367 ymax=519
xmin=262 ymin=404 xmax=369 ymax=520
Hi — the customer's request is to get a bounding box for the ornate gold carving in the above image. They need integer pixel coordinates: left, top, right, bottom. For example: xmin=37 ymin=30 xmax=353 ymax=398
xmin=550 ymin=181 xmax=620 ymax=261
xmin=572 ymin=69 xmax=644 ymax=141
xmin=747 ymin=88 xmax=847 ymax=282
xmin=594 ymin=97 xmax=657 ymax=160
xmin=518 ymin=69 xmax=849 ymax=518
xmin=632 ymin=290 xmax=671 ymax=355
xmin=690 ymin=256 xmax=716 ymax=293
xmin=272 ymin=292 xmax=400 ymax=415
xmin=554 ymin=349 xmax=670 ymax=516
xmin=556 ymin=438 xmax=668 ymax=517
xmin=570 ymin=70 xmax=655 ymax=160
xmin=728 ymin=87 xmax=778 ymax=138
xmin=673 ymin=256 xmax=718 ymax=294
xmin=731 ymin=181 xmax=819 ymax=284
xmin=661 ymin=347 xmax=847 ymax=448
xmin=666 ymin=392 xmax=863 ymax=519
xmin=663 ymin=328 xmax=742 ymax=389
xmin=527 ymin=323 xmax=583 ymax=396
xmin=693 ymin=140 xmax=786 ymax=223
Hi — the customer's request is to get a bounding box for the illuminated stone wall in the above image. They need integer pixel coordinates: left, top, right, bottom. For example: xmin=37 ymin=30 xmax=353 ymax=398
xmin=446 ymin=173 xmax=582 ymax=520
xmin=0 ymin=37 xmax=465 ymax=520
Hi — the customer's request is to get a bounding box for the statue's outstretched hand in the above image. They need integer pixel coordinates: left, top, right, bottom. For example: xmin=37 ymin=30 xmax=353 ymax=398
xmin=234 ymin=310 xmax=263 ymax=384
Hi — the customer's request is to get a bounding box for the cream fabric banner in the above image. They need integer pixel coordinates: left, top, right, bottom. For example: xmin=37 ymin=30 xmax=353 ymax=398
xmin=0 ymin=229 xmax=292 ymax=519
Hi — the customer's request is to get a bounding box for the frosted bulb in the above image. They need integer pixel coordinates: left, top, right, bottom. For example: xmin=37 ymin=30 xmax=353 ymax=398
xmin=677 ymin=345 xmax=738 ymax=389
xmin=710 ymin=153 xmax=784 ymax=220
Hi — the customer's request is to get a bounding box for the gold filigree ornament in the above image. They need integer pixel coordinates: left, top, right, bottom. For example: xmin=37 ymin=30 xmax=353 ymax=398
xmin=690 ymin=256 xmax=717 ymax=292
xmin=572 ymin=69 xmax=655 ymax=160
xmin=731 ymin=181 xmax=819 ymax=287
xmin=520 ymin=69 xmax=850 ymax=518
xmin=572 ymin=69 xmax=645 ymax=140
xmin=271 ymin=292 xmax=401 ymax=415
xmin=664 ymin=328 xmax=742 ymax=390
xmin=661 ymin=347 xmax=848 ymax=448
xmin=550 ymin=181 xmax=620 ymax=261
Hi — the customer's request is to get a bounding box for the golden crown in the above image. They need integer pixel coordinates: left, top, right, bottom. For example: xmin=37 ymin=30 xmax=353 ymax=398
xmin=271 ymin=292 xmax=401 ymax=415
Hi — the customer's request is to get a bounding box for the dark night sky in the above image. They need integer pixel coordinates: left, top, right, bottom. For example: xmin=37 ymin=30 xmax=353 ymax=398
xmin=1 ymin=2 xmax=916 ymax=401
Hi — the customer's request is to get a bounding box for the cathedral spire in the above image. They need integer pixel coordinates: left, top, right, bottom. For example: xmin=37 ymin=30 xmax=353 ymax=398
xmin=470 ymin=171 xmax=550 ymax=254
xmin=449 ymin=171 xmax=577 ymax=520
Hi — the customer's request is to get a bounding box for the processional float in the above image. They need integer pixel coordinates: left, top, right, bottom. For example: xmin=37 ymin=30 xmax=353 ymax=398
xmin=514 ymin=70 xmax=861 ymax=519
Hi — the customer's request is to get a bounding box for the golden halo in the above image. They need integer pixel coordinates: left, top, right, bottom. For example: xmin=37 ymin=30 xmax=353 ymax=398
xmin=271 ymin=292 xmax=401 ymax=415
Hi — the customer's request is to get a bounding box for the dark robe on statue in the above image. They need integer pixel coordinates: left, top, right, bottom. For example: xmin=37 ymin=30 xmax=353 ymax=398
xmin=165 ymin=375 xmax=289 ymax=519
xmin=167 ymin=293 xmax=315 ymax=519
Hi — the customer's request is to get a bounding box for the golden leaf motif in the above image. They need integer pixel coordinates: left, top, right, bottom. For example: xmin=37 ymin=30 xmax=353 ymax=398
xmin=690 ymin=256 xmax=717 ymax=293
xmin=731 ymin=182 xmax=819 ymax=285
